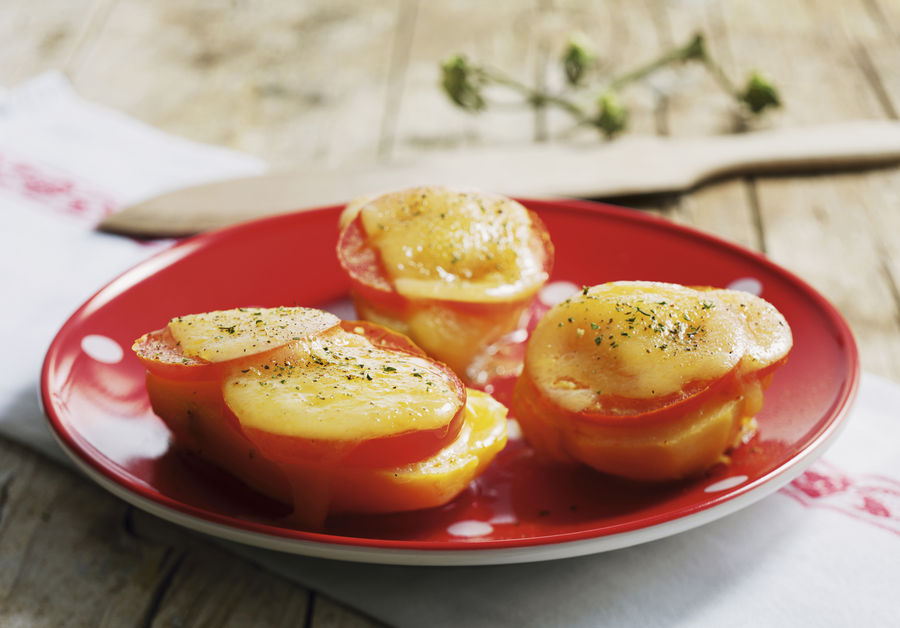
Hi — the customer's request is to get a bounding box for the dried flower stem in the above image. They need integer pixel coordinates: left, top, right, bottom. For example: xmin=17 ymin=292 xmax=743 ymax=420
xmin=441 ymin=32 xmax=780 ymax=139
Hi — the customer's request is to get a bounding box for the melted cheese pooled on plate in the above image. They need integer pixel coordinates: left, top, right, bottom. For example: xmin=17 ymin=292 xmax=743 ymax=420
xmin=167 ymin=307 xmax=339 ymax=362
xmin=223 ymin=327 xmax=462 ymax=442
xmin=526 ymin=282 xmax=757 ymax=415
xmin=350 ymin=186 xmax=548 ymax=302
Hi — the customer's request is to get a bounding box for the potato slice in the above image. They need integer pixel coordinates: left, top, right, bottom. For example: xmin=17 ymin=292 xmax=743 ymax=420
xmin=167 ymin=306 xmax=338 ymax=362
xmin=709 ymin=288 xmax=792 ymax=371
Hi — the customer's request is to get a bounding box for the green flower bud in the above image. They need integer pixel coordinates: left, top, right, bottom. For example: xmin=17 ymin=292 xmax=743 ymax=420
xmin=739 ymin=71 xmax=781 ymax=114
xmin=594 ymin=90 xmax=628 ymax=138
xmin=562 ymin=33 xmax=596 ymax=85
xmin=441 ymin=54 xmax=485 ymax=112
xmin=683 ymin=33 xmax=707 ymax=62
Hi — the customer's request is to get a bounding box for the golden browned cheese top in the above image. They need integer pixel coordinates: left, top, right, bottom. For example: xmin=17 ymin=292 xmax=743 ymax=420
xmin=223 ymin=326 xmax=463 ymax=442
xmin=349 ymin=186 xmax=548 ymax=302
xmin=525 ymin=281 xmax=792 ymax=414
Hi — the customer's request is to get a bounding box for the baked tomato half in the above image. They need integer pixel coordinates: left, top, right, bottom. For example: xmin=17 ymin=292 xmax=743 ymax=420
xmin=336 ymin=185 xmax=554 ymax=379
xmin=512 ymin=281 xmax=792 ymax=481
xmin=135 ymin=307 xmax=508 ymax=529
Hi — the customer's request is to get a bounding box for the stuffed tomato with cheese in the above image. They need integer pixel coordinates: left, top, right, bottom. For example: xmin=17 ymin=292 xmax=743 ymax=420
xmin=512 ymin=281 xmax=792 ymax=481
xmin=133 ymin=307 xmax=507 ymax=528
xmin=337 ymin=186 xmax=553 ymax=380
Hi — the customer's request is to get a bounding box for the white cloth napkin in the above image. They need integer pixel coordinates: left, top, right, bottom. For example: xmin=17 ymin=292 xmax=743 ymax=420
xmin=2 ymin=73 xmax=898 ymax=627
xmin=0 ymin=71 xmax=266 ymax=459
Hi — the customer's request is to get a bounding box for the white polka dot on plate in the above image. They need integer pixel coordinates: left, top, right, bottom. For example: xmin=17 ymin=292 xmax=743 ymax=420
xmin=446 ymin=520 xmax=494 ymax=538
xmin=726 ymin=277 xmax=762 ymax=296
xmin=539 ymin=281 xmax=579 ymax=306
xmin=321 ymin=296 xmax=357 ymax=320
xmin=80 ymin=334 xmax=124 ymax=364
xmin=704 ymin=475 xmax=749 ymax=493
xmin=506 ymin=418 xmax=523 ymax=441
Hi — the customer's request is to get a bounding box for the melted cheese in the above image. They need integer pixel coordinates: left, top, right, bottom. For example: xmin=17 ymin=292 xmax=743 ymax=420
xmin=222 ymin=327 xmax=462 ymax=441
xmin=526 ymin=282 xmax=754 ymax=414
xmin=353 ymin=186 xmax=548 ymax=302
xmin=709 ymin=288 xmax=792 ymax=370
xmin=515 ymin=281 xmax=792 ymax=480
xmin=391 ymin=389 xmax=507 ymax=476
xmin=167 ymin=307 xmax=339 ymax=362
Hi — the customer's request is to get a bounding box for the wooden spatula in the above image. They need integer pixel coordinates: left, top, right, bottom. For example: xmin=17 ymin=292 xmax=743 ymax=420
xmin=100 ymin=120 xmax=900 ymax=237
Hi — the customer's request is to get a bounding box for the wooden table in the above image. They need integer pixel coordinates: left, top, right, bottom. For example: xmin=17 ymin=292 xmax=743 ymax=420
xmin=2 ymin=1 xmax=898 ymax=625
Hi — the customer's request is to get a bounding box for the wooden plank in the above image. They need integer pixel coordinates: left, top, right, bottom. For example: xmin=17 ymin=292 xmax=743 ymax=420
xmin=630 ymin=0 xmax=761 ymax=247
xmin=311 ymin=595 xmax=387 ymax=628
xmin=859 ymin=168 xmax=900 ymax=373
xmin=0 ymin=436 xmax=345 ymax=627
xmin=127 ymin=504 xmax=385 ymax=627
xmin=867 ymin=0 xmax=900 ymax=43
xmin=709 ymin=0 xmax=885 ymax=125
xmin=67 ymin=0 xmax=402 ymax=169
xmin=389 ymin=0 xmax=544 ymax=155
xmin=0 ymin=439 xmax=172 ymax=626
xmin=756 ymin=168 xmax=900 ymax=383
xmin=142 ymin=542 xmax=312 ymax=627
xmin=843 ymin=0 xmax=899 ymax=119
xmin=0 ymin=0 xmax=105 ymax=85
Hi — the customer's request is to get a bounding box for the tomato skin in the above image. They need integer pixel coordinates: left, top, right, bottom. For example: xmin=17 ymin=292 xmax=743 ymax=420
xmin=336 ymin=209 xmax=554 ymax=378
xmin=341 ymin=412 xmax=464 ymax=467
xmin=240 ymin=408 xmax=467 ymax=469
xmin=133 ymin=328 xmax=221 ymax=381
xmin=336 ymin=215 xmax=409 ymax=316
xmin=138 ymin=310 xmax=503 ymax=527
xmin=568 ymin=364 xmax=743 ymax=428
xmin=145 ymin=371 xmax=293 ymax=504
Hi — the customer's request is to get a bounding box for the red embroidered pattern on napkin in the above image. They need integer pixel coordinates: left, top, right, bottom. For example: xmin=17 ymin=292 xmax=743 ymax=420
xmin=782 ymin=460 xmax=900 ymax=536
xmin=0 ymin=152 xmax=116 ymax=222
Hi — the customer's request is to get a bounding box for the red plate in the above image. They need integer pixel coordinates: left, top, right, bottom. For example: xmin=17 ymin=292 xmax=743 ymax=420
xmin=41 ymin=199 xmax=858 ymax=565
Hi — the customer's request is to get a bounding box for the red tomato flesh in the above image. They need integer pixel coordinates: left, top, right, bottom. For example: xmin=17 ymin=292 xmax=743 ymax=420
xmin=133 ymin=328 xmax=221 ymax=381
